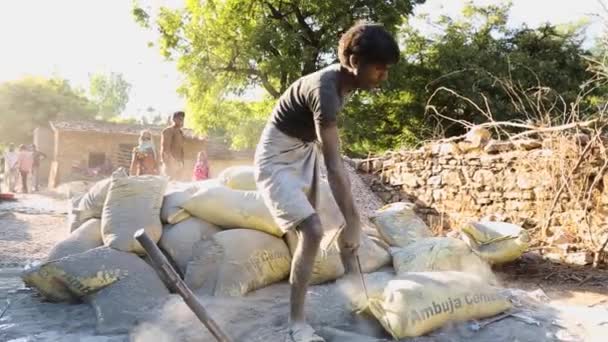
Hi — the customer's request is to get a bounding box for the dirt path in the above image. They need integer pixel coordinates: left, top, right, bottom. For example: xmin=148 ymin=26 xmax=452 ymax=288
xmin=2 ymin=193 xmax=608 ymax=341
xmin=0 ymin=193 xmax=69 ymax=267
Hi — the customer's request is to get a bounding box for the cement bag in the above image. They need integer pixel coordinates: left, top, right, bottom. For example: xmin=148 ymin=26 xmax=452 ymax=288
xmin=181 ymin=182 xmax=283 ymax=237
xmin=71 ymin=169 xmax=128 ymax=230
xmin=48 ymin=219 xmax=103 ymax=261
xmin=460 ymin=221 xmax=530 ymax=264
xmin=160 ymin=183 xmax=202 ymax=224
xmin=391 ymin=237 xmax=494 ymax=282
xmin=86 ymin=250 xmax=170 ymax=334
xmin=338 ymin=271 xmax=396 ymax=313
xmin=371 ymin=202 xmax=431 ymax=248
xmin=21 ymin=246 xmax=142 ymax=303
xmin=184 ymin=229 xmax=291 ymax=296
xmin=78 ymin=168 xmax=128 ymax=216
xmin=286 ymin=230 xmax=391 ymax=285
xmin=159 ymin=217 xmax=221 ymax=273
xmin=101 ymin=175 xmax=168 ymax=254
xmin=217 ymin=165 xmax=257 ymax=191
xmin=368 ymin=271 xmax=511 ymax=338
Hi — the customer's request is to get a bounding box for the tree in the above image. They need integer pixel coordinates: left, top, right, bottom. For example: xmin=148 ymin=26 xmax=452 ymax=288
xmin=133 ymin=0 xmax=425 ymax=148
xmin=0 ymin=77 xmax=98 ymax=144
xmin=88 ymin=72 xmax=132 ymax=118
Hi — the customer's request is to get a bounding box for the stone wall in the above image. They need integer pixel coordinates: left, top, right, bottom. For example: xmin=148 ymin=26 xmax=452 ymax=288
xmin=356 ymin=138 xmax=608 ymax=252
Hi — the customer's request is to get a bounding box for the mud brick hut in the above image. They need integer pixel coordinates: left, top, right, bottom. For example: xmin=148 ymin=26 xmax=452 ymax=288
xmin=33 ymin=120 xmax=253 ymax=187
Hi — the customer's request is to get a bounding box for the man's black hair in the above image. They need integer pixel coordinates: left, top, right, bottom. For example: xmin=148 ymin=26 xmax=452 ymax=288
xmin=173 ymin=111 xmax=185 ymax=119
xmin=338 ymin=22 xmax=400 ymax=67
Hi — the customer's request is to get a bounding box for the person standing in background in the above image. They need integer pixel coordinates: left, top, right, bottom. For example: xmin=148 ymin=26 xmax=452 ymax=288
xmin=192 ymin=151 xmax=210 ymax=181
xmin=31 ymin=144 xmax=47 ymax=192
xmin=160 ymin=111 xmax=185 ymax=180
xmin=129 ymin=130 xmax=159 ymax=176
xmin=3 ymin=143 xmax=18 ymax=192
xmin=17 ymin=144 xmax=34 ymax=194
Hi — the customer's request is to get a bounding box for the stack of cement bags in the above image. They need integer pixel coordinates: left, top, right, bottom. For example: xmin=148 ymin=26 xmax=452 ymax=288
xmin=22 ymin=165 xmax=391 ymax=334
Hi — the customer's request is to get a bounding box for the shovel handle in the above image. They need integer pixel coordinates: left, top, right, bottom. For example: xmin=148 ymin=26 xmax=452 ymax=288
xmin=134 ymin=229 xmax=233 ymax=342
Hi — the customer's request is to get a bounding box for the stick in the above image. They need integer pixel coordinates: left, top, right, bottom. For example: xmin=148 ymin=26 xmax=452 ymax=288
xmin=134 ymin=229 xmax=233 ymax=342
xmin=540 ymin=132 xmax=599 ymax=239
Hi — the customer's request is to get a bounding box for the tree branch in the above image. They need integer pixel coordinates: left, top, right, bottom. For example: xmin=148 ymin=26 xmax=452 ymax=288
xmin=210 ymin=65 xmax=280 ymax=98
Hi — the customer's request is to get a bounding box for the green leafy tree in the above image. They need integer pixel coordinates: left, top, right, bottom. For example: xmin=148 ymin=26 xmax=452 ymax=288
xmin=89 ymin=72 xmax=132 ymax=118
xmin=0 ymin=77 xmax=97 ymax=144
xmin=133 ymin=0 xmax=424 ymax=148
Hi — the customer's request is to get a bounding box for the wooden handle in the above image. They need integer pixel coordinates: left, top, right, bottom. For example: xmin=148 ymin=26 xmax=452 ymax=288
xmin=134 ymin=229 xmax=233 ymax=342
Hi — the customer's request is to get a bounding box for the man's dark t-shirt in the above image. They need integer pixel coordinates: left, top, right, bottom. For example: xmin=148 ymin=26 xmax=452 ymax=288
xmin=270 ymin=64 xmax=345 ymax=142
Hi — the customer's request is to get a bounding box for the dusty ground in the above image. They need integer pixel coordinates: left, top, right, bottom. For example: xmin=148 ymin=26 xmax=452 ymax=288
xmin=1 ymin=192 xmax=608 ymax=341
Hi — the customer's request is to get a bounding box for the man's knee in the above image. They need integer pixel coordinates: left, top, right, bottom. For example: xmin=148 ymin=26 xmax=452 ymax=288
xmin=297 ymin=214 xmax=323 ymax=244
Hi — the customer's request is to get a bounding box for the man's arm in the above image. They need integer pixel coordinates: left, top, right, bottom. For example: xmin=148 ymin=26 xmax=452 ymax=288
xmin=160 ymin=129 xmax=171 ymax=164
xmin=317 ymin=124 xmax=361 ymax=247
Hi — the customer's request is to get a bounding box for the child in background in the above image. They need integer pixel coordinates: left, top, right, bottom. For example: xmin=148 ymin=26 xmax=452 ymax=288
xmin=193 ymin=151 xmax=209 ymax=181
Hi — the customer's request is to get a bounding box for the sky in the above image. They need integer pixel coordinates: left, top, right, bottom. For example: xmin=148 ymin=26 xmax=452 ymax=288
xmin=0 ymin=0 xmax=605 ymax=119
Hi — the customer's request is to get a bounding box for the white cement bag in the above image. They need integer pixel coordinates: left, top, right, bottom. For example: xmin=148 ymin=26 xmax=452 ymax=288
xmin=160 ymin=183 xmax=202 ymax=224
xmin=286 ymin=230 xmax=391 ymax=285
xmin=368 ymin=271 xmax=511 ymax=338
xmin=159 ymin=217 xmax=221 ymax=273
xmin=48 ymin=219 xmax=103 ymax=261
xmin=101 ymin=175 xmax=168 ymax=254
xmin=22 ymin=246 xmax=156 ymax=303
xmin=217 ymin=165 xmax=257 ymax=191
xmin=371 ymin=202 xmax=431 ymax=248
xmin=461 ymin=221 xmax=530 ymax=264
xmin=85 ymin=249 xmax=170 ymax=334
xmin=70 ymin=169 xmax=128 ymax=230
xmin=181 ymin=181 xmax=283 ymax=237
xmin=184 ymin=229 xmax=292 ymax=296
xmin=391 ymin=237 xmax=494 ymax=282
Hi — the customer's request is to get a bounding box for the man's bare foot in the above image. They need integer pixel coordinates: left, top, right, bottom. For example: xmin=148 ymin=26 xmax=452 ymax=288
xmin=287 ymin=322 xmax=325 ymax=342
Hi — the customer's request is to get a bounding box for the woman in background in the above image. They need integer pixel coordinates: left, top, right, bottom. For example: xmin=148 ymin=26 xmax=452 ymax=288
xmin=129 ymin=130 xmax=159 ymax=176
xmin=192 ymin=151 xmax=209 ymax=181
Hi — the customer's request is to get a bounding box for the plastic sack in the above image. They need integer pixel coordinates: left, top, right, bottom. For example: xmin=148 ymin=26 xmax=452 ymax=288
xmin=101 ymin=175 xmax=168 ymax=254
xmin=21 ymin=247 xmax=147 ymax=303
xmin=217 ymin=165 xmax=257 ymax=191
xmin=370 ymin=202 xmax=431 ymax=247
xmin=184 ymin=229 xmax=292 ymax=297
xmin=460 ymin=221 xmax=530 ymax=264
xmin=181 ymin=181 xmax=283 ymax=237
xmin=160 ymin=183 xmax=202 ymax=224
xmin=86 ymin=250 xmax=170 ymax=334
xmin=159 ymin=217 xmax=221 ymax=273
xmin=48 ymin=219 xmax=103 ymax=261
xmin=70 ymin=169 xmax=128 ymax=231
xmin=391 ymin=237 xmax=494 ymax=282
xmin=368 ymin=271 xmax=511 ymax=338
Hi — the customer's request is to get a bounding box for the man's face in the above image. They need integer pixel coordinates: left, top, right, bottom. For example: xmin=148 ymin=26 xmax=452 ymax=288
xmin=356 ymin=63 xmax=390 ymax=90
xmin=173 ymin=116 xmax=184 ymax=128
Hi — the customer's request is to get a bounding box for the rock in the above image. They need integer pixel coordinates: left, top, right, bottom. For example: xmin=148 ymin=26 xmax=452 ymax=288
xmin=465 ymin=127 xmax=492 ymax=148
xmin=565 ymin=252 xmax=593 ymax=266
xmin=472 ymin=170 xmax=495 ymax=187
xmin=504 ymin=192 xmax=521 ymax=200
xmin=574 ymin=133 xmax=590 ymax=146
xmin=517 ymin=174 xmax=537 ymax=190
xmin=514 ymin=139 xmax=542 ymax=150
xmin=427 ymin=175 xmax=442 ymax=186
xmin=485 ymin=140 xmax=514 ymax=154
xmin=549 ymin=230 xmax=575 ymax=245
xmin=442 ymin=170 xmax=464 ymax=186
xmin=506 ymin=201 xmax=532 ymax=211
